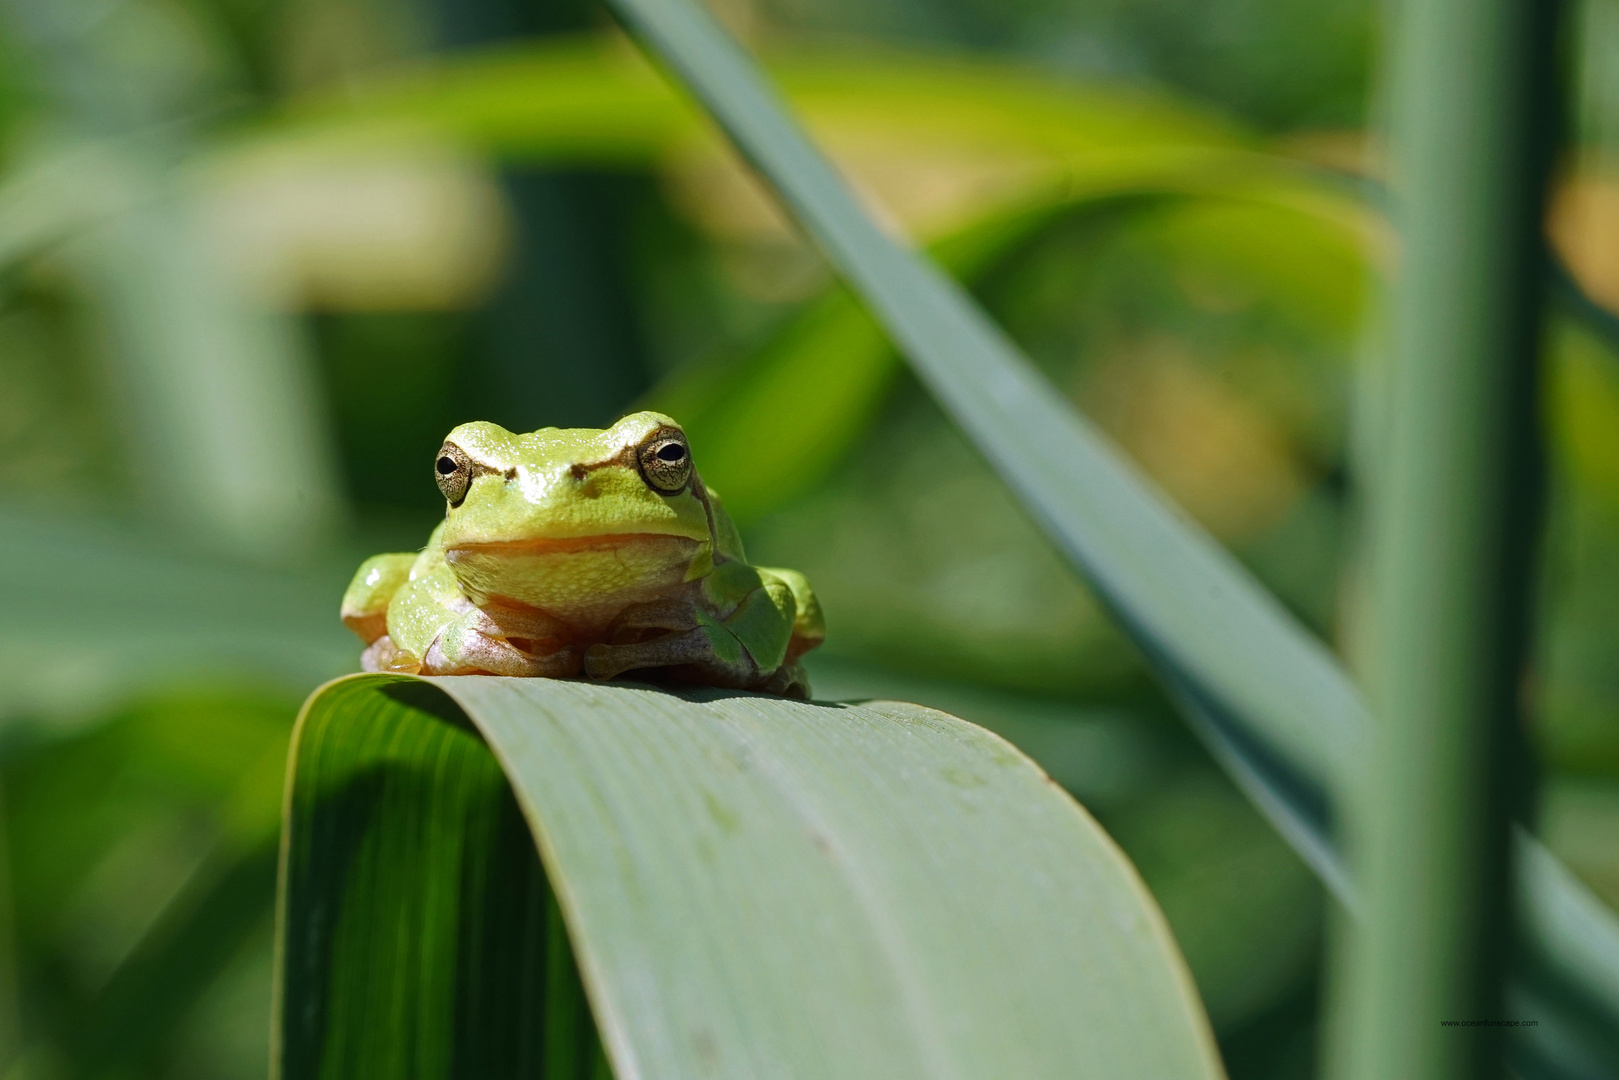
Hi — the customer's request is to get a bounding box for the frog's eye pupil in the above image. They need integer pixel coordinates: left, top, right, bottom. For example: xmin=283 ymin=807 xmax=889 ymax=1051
xmin=435 ymin=443 xmax=474 ymax=507
xmin=637 ymin=431 xmax=692 ymax=493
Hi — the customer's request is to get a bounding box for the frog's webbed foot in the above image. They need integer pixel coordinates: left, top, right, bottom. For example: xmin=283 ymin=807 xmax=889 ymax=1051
xmin=601 ymin=598 xmax=701 ymax=642
xmin=423 ymin=607 xmax=579 ymax=677
xmin=584 ymin=634 xmax=811 ymax=696
xmin=586 ymin=593 xmax=812 ymax=694
xmin=585 ymin=604 xmax=784 ymax=690
xmin=587 ymin=600 xmax=746 ymax=685
xmin=755 ymin=660 xmax=811 ymax=699
xmin=584 ymin=626 xmax=753 ymax=687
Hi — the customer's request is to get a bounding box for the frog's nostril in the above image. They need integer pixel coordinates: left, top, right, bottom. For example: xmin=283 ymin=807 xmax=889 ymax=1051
xmin=570 ymin=463 xmax=589 ymax=481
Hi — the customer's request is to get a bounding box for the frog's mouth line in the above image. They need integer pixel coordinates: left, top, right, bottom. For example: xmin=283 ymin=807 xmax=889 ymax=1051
xmin=446 ymin=533 xmax=699 ymax=558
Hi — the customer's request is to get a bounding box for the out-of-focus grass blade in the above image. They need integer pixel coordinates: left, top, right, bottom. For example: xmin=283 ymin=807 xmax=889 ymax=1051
xmin=245 ymin=37 xmax=693 ymax=165
xmin=598 ymin=0 xmax=1619 ymax=1066
xmin=0 ymin=507 xmax=354 ymax=720
xmin=1552 ymin=255 xmax=1619 ymax=368
xmin=650 ymin=166 xmax=1364 ymax=524
xmin=647 ymin=189 xmax=1140 ymax=523
xmin=0 ymin=139 xmax=133 ymax=267
xmin=69 ymin=842 xmax=280 ymax=1075
xmin=237 ymin=35 xmax=1242 ymax=169
xmin=69 ymin=192 xmax=347 ymax=560
xmin=1 ymin=0 xmax=346 ymax=561
xmin=276 ymin=674 xmax=1226 ymax=1080
xmin=1514 ymin=838 xmax=1619 ymax=1077
xmin=645 ymin=280 xmax=899 ymax=525
xmin=210 ymin=33 xmax=1619 ymax=533
xmin=1547 ymin=317 xmax=1619 ymax=511
xmin=2 ymin=681 xmax=296 ymax=1073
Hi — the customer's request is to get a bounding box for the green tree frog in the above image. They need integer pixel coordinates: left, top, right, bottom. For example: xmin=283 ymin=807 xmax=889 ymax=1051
xmin=340 ymin=411 xmax=824 ymax=696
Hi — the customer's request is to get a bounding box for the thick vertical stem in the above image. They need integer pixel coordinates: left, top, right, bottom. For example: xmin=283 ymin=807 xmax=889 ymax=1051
xmin=1335 ymin=0 xmax=1559 ymax=1076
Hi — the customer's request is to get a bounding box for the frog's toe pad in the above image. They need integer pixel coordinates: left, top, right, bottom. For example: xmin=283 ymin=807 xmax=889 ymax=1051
xmin=757 ymin=660 xmax=811 ymax=699
xmin=361 ymin=635 xmax=398 ymax=673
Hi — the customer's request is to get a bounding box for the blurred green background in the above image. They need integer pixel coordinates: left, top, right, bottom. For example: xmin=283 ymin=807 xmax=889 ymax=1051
xmin=1 ymin=0 xmax=1617 ymax=1076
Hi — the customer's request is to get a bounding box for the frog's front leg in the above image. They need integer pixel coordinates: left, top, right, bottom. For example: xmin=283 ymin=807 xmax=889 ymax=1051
xmin=342 ymin=553 xmax=416 ymax=644
xmin=342 ymin=553 xmax=418 ymax=673
xmin=424 ymin=606 xmax=580 ymax=677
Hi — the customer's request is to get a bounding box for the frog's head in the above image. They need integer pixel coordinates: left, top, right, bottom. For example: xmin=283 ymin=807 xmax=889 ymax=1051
xmin=433 ymin=411 xmax=715 ymax=621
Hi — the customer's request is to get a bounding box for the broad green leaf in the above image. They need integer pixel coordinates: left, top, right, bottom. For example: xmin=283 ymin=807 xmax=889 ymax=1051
xmin=276 ymin=674 xmax=1225 ymax=1080
xmin=597 ymin=0 xmax=1619 ymax=1067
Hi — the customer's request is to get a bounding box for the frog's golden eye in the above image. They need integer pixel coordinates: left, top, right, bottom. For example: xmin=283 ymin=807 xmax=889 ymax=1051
xmin=435 ymin=443 xmax=473 ymax=507
xmin=637 ymin=429 xmax=691 ymax=493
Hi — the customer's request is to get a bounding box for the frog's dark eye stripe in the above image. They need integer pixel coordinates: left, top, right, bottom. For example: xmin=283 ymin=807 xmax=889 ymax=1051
xmin=637 ymin=428 xmax=692 ymax=493
xmin=434 ymin=442 xmax=475 ymax=507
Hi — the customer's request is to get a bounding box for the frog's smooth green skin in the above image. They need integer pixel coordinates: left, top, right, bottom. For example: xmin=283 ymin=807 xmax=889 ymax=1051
xmin=340 ymin=411 xmax=824 ymax=696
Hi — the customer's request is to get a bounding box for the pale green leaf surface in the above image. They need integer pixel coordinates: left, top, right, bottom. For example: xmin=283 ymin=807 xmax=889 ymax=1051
xmin=277 ymin=673 xmax=1225 ymax=1080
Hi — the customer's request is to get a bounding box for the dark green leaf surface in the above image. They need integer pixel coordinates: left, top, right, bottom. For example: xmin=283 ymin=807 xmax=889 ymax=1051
xmin=275 ymin=674 xmax=1224 ymax=1080
xmin=595 ymin=0 xmax=1619 ymax=1066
